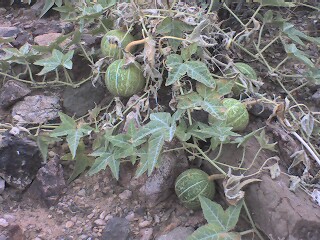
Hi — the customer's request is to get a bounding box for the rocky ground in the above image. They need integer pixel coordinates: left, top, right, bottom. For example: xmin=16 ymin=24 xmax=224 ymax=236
xmin=1 ymin=1 xmax=320 ymax=240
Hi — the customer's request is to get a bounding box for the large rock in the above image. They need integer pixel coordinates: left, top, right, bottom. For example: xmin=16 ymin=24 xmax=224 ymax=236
xmin=63 ymin=81 xmax=107 ymax=118
xmin=26 ymin=158 xmax=66 ymax=207
xmin=12 ymin=95 xmax=61 ymax=123
xmin=101 ymin=217 xmax=131 ymax=240
xmin=205 ymin=126 xmax=320 ymax=240
xmin=138 ymin=148 xmax=189 ymax=207
xmin=0 ymin=27 xmax=20 ymax=38
xmin=0 ymin=80 xmax=31 ymax=109
xmin=0 ymin=132 xmax=43 ymax=190
xmin=156 ymin=227 xmax=194 ymax=240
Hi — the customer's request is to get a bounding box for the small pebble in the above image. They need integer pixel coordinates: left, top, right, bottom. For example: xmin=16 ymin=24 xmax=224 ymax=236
xmin=139 ymin=220 xmax=152 ymax=228
xmin=87 ymin=213 xmax=95 ymax=219
xmin=48 ymin=151 xmax=56 ymax=158
xmin=119 ymin=190 xmax=132 ymax=200
xmin=3 ymin=214 xmax=15 ymax=223
xmin=65 ymin=221 xmax=74 ymax=228
xmin=71 ymin=216 xmax=77 ymax=222
xmin=140 ymin=228 xmax=153 ymax=240
xmin=94 ymin=219 xmax=106 ymax=226
xmin=78 ymin=189 xmax=86 ymax=196
xmin=0 ymin=218 xmax=8 ymax=227
xmin=99 ymin=211 xmax=106 ymax=220
xmin=104 ymin=214 xmax=113 ymax=221
xmin=34 ymin=238 xmax=42 ymax=240
xmin=125 ymin=212 xmax=135 ymax=221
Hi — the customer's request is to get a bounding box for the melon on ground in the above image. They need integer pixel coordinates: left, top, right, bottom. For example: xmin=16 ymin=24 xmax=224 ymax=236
xmin=105 ymin=59 xmax=145 ymax=97
xmin=175 ymin=169 xmax=215 ymax=209
xmin=101 ymin=30 xmax=135 ymax=59
xmin=209 ymin=98 xmax=249 ymax=132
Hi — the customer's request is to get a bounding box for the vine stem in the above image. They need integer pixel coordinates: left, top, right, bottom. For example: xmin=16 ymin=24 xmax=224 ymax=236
xmin=125 ymin=37 xmax=149 ymax=53
xmin=291 ymin=131 xmax=320 ymax=166
xmin=185 ymin=143 xmax=227 ymax=176
xmin=243 ymin=201 xmax=265 ymax=240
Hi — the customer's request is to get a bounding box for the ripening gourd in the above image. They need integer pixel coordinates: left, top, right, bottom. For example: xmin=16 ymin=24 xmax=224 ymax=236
xmin=105 ymin=59 xmax=145 ymax=97
xmin=175 ymin=169 xmax=215 ymax=210
xmin=101 ymin=30 xmax=135 ymax=59
xmin=209 ymin=98 xmax=249 ymax=132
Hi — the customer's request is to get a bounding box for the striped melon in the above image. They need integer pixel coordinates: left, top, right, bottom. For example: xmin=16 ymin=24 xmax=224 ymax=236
xmin=105 ymin=59 xmax=145 ymax=97
xmin=175 ymin=169 xmax=215 ymax=210
xmin=209 ymin=98 xmax=249 ymax=132
xmin=101 ymin=30 xmax=135 ymax=59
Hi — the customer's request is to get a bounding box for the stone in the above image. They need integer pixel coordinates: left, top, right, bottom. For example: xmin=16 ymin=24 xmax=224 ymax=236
xmin=34 ymin=33 xmax=63 ymax=46
xmin=205 ymin=135 xmax=320 ymax=240
xmin=139 ymin=220 xmax=151 ymax=228
xmin=0 ymin=218 xmax=9 ymax=227
xmin=94 ymin=219 xmax=106 ymax=226
xmin=118 ymin=190 xmax=132 ymax=201
xmin=138 ymin=144 xmax=189 ymax=207
xmin=12 ymin=95 xmax=61 ymax=124
xmin=0 ymin=132 xmax=43 ymax=190
xmin=101 ymin=217 xmax=131 ymax=240
xmin=65 ymin=221 xmax=74 ymax=228
xmin=140 ymin=228 xmax=153 ymax=240
xmin=156 ymin=227 xmax=194 ymax=240
xmin=0 ymin=27 xmax=20 ymax=38
xmin=78 ymin=189 xmax=86 ymax=197
xmin=0 ymin=177 xmax=5 ymax=194
xmin=27 ymin=158 xmax=66 ymax=207
xmin=0 ymin=80 xmax=31 ymax=109
xmin=63 ymin=81 xmax=106 ymax=118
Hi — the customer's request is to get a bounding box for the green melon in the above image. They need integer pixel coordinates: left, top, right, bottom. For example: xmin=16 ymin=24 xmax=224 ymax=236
xmin=101 ymin=30 xmax=135 ymax=59
xmin=175 ymin=169 xmax=215 ymax=210
xmin=209 ymin=98 xmax=249 ymax=132
xmin=105 ymin=59 xmax=145 ymax=97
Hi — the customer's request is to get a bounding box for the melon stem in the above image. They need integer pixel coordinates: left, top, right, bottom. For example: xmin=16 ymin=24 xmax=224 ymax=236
xmin=208 ymin=174 xmax=225 ymax=181
xmin=125 ymin=37 xmax=149 ymax=53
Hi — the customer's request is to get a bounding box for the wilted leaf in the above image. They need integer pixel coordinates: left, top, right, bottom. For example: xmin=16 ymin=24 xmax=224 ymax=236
xmin=255 ymin=130 xmax=277 ymax=152
xmin=284 ymin=44 xmax=314 ymax=68
xmin=301 ymin=113 xmax=314 ymax=137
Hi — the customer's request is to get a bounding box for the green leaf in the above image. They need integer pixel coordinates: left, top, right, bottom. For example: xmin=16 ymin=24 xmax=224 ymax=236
xmin=281 ymin=22 xmax=320 ymax=46
xmin=66 ymin=130 xmax=83 ymax=159
xmin=185 ymin=61 xmax=215 ymax=88
xmin=234 ymin=63 xmax=257 ymax=80
xmin=40 ymin=0 xmax=55 ymax=18
xmin=87 ymin=151 xmax=114 ymax=176
xmin=33 ymin=49 xmax=74 ymax=75
xmin=199 ymin=196 xmax=228 ymax=230
xmin=66 ymin=140 xmax=92 ymax=183
xmin=187 ymin=224 xmax=241 ymax=240
xmin=224 ymin=200 xmax=244 ymax=231
xmin=284 ymin=44 xmax=315 ymax=68
xmin=156 ymin=17 xmax=192 ymax=51
xmin=199 ymin=196 xmax=243 ymax=231
xmin=195 ymin=124 xmax=239 ymax=142
xmin=135 ymin=147 xmax=148 ymax=177
xmin=259 ymin=0 xmax=295 ymax=7
xmin=181 ymin=43 xmax=198 ymax=61
xmin=255 ymin=130 xmax=277 ymax=152
xmin=175 ymin=120 xmax=191 ymax=142
xmin=35 ymin=134 xmax=61 ymax=162
xmin=50 ymin=112 xmax=93 ymax=159
xmin=201 ymin=99 xmax=224 ymax=120
xmin=166 ymin=61 xmax=187 ymax=86
xmin=177 ymin=92 xmax=203 ymax=109
xmin=166 ymin=54 xmax=183 ymax=67
xmin=263 ymin=10 xmax=274 ymax=23
xmin=216 ymin=78 xmax=235 ymax=96
xmin=147 ymin=133 xmax=165 ymax=175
